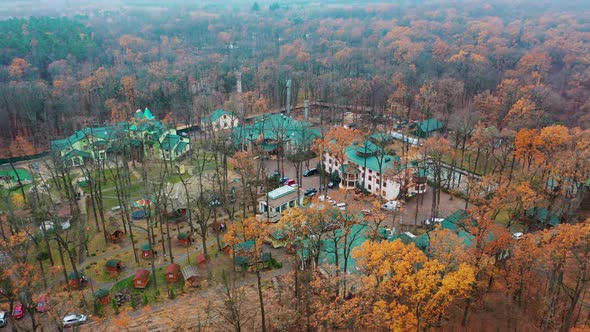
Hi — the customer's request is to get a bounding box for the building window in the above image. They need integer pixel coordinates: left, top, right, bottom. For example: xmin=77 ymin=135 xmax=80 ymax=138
xmin=335 ymin=161 xmax=339 ymax=166
xmin=382 ymin=190 xmax=386 ymax=196
xmin=383 ymin=182 xmax=387 ymax=187
xmin=368 ymin=184 xmax=372 ymax=190
xmin=368 ymin=176 xmax=372 ymax=181
xmin=369 ymin=169 xmax=372 ymax=173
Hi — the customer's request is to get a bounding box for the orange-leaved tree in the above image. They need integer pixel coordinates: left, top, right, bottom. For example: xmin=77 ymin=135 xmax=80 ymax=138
xmin=224 ymin=216 xmax=269 ymax=331
xmin=351 ymin=239 xmax=475 ymax=331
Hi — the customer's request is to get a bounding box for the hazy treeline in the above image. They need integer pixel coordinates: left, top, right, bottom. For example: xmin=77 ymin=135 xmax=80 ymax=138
xmin=1 ymin=0 xmax=590 ymax=155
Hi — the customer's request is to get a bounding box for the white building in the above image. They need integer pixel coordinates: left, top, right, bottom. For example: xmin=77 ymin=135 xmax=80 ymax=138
xmin=201 ymin=109 xmax=239 ymax=132
xmin=257 ymin=185 xmax=303 ymax=223
xmin=323 ymin=140 xmax=402 ymax=201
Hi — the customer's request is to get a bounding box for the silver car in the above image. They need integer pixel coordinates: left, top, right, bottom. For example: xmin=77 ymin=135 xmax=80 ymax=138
xmin=0 ymin=311 xmax=7 ymax=327
xmin=63 ymin=314 xmax=87 ymax=328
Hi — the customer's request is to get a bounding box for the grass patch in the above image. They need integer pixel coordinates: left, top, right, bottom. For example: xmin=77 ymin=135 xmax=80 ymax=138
xmin=110 ymin=267 xmax=185 ymax=308
xmin=167 ymin=172 xmax=191 ymax=184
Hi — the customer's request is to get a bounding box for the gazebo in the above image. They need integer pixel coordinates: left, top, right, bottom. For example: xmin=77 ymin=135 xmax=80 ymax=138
xmin=93 ymin=288 xmax=111 ymax=305
xmin=105 ymin=259 xmax=124 ymax=276
xmin=141 ymin=243 xmax=155 ymax=259
xmin=177 ymin=232 xmax=194 ymax=246
xmin=67 ymin=271 xmax=86 ymax=288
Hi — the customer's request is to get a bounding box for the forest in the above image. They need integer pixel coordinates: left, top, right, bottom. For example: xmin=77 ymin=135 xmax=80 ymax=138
xmin=1 ymin=0 xmax=590 ymax=155
xmin=0 ymin=0 xmax=590 ymax=331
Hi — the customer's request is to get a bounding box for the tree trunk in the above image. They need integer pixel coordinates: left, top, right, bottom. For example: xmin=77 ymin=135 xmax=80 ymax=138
xmin=256 ymin=270 xmax=266 ymax=332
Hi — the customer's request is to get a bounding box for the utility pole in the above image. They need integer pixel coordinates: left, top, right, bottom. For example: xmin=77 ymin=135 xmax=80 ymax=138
xmin=286 ymin=79 xmax=292 ymax=116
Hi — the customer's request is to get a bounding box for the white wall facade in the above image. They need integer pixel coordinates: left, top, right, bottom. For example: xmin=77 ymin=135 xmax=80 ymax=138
xmin=322 ymin=152 xmax=401 ymax=200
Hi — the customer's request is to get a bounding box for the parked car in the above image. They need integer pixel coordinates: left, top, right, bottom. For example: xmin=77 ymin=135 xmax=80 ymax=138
xmin=286 ymin=179 xmax=296 ymax=186
xmin=36 ymin=294 xmax=49 ymax=313
xmin=303 ymin=168 xmax=318 ymax=177
xmin=39 ymin=219 xmax=71 ymax=233
xmin=512 ymin=232 xmax=524 ymax=240
xmin=423 ymin=218 xmax=445 ymax=226
xmin=12 ymin=303 xmax=24 ymax=319
xmin=0 ymin=311 xmax=7 ymax=327
xmin=335 ymin=202 xmax=347 ymax=210
xmin=327 ymin=181 xmax=335 ymax=189
xmin=280 ymin=177 xmax=289 ymax=184
xmin=63 ymin=314 xmax=87 ymax=328
xmin=381 ymin=201 xmax=401 ymax=211
xmin=304 ymin=188 xmax=318 ymax=197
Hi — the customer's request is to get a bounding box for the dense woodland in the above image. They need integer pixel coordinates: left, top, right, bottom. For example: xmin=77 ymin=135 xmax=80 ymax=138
xmin=1 ymin=1 xmax=590 ymax=331
xmin=1 ymin=0 xmax=590 ymax=155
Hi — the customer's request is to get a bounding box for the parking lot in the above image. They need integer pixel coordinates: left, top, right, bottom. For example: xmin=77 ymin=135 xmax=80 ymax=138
xmin=263 ymin=157 xmax=468 ymax=233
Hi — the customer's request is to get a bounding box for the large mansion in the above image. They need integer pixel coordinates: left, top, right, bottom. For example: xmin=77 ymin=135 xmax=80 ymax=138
xmin=51 ymin=108 xmax=191 ymax=166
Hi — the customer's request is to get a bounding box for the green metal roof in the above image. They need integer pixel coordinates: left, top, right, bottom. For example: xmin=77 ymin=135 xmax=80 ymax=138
xmin=233 ymin=114 xmax=320 ymax=148
xmin=134 ymin=108 xmax=156 ymax=121
xmin=177 ymin=232 xmax=191 ymax=240
xmin=141 ymin=243 xmax=152 ymax=251
xmin=414 ymin=168 xmax=429 ymax=178
xmin=63 ymin=149 xmax=92 ymax=159
xmin=418 ymin=119 xmax=443 ymax=133
xmin=105 ymin=259 xmax=121 ymax=268
xmin=175 ymin=141 xmax=189 ymax=154
xmin=526 ymin=208 xmax=560 ymax=227
xmin=160 ymin=135 xmax=181 ymax=151
xmin=317 ymin=223 xmax=369 ymax=273
xmin=206 ymin=109 xmax=236 ymax=123
xmin=441 ymin=209 xmax=475 ymax=232
xmin=234 ymin=240 xmax=255 ymax=252
xmin=68 ymin=271 xmax=85 ymax=280
xmin=93 ymin=288 xmax=110 ymax=299
xmin=345 ymin=144 xmax=400 ymax=174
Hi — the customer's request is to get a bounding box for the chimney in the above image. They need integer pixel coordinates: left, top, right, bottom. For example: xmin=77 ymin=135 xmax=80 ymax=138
xmin=286 ymin=79 xmax=292 ymax=116
xmin=236 ymin=72 xmax=242 ymax=93
xmin=304 ymin=99 xmax=309 ymax=121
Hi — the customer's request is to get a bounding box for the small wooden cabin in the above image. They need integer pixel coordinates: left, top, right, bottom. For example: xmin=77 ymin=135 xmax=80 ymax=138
xmin=105 ymin=259 xmax=124 ymax=276
xmin=67 ymin=271 xmax=86 ymax=288
xmin=93 ymin=288 xmax=111 ymax=305
xmin=110 ymin=230 xmax=125 ymax=243
xmin=133 ymin=269 xmax=150 ymax=289
xmin=196 ymin=253 xmax=207 ymax=265
xmin=167 ymin=208 xmax=188 ymax=223
xmin=177 ymin=232 xmax=194 ymax=246
xmin=165 ymin=263 xmax=181 ymax=283
xmin=141 ymin=243 xmax=155 ymax=259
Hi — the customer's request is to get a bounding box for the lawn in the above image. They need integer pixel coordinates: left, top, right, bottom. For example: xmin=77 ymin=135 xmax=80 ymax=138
xmin=167 ymin=172 xmax=191 ymax=184
xmin=110 ymin=266 xmax=185 ymax=307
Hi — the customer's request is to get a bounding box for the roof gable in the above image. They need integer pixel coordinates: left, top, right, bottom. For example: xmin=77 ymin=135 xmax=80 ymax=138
xmin=208 ymin=109 xmax=235 ymax=122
